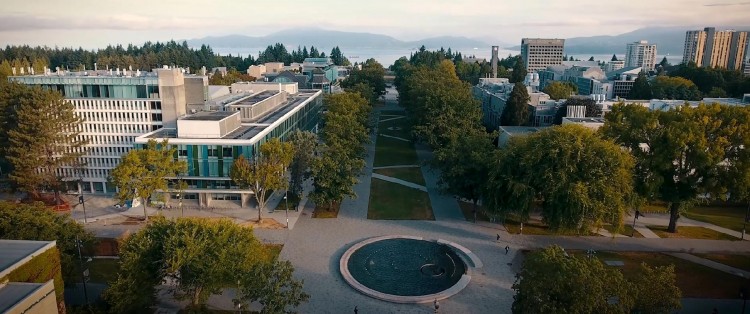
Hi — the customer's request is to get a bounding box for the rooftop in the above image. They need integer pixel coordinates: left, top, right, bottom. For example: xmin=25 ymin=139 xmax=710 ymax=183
xmin=180 ymin=111 xmax=236 ymax=121
xmin=0 ymin=282 xmax=48 ymax=313
xmin=499 ymin=126 xmax=544 ymax=135
xmin=0 ymin=240 xmax=56 ymax=278
xmin=231 ymin=91 xmax=278 ymax=107
xmin=564 ymin=117 xmax=606 ymax=123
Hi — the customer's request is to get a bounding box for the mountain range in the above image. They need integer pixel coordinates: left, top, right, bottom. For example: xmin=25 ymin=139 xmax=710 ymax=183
xmin=186 ymin=28 xmax=495 ymax=50
xmin=188 ymin=26 xmax=750 ymax=56
xmin=509 ymin=26 xmax=750 ymax=56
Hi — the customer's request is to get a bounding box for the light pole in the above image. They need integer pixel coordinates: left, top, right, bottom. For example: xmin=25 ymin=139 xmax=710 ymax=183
xmin=78 ymin=194 xmax=88 ymax=224
xmin=75 ymin=236 xmax=89 ymax=305
xmin=284 ymin=190 xmax=289 ymax=229
xmin=631 ymin=210 xmax=640 ymax=237
xmin=743 ymin=202 xmax=749 ymax=240
xmin=237 ymin=279 xmax=243 ymax=314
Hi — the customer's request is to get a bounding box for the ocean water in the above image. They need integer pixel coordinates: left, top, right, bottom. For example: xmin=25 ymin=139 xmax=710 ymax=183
xmin=211 ymin=47 xmax=683 ymax=68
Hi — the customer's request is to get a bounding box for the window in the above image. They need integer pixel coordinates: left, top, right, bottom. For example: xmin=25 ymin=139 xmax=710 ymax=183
xmin=208 ymin=148 xmax=218 ymax=157
xmin=222 ymin=147 xmax=232 ymax=157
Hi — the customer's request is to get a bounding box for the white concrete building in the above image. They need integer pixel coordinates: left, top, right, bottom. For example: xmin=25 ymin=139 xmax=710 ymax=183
xmin=520 ymin=38 xmax=565 ymax=72
xmin=625 ymin=40 xmax=657 ymax=72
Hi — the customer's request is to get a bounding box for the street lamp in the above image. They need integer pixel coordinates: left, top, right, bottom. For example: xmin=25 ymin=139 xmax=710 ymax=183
xmin=742 ymin=202 xmax=750 ymax=240
xmin=631 ymin=209 xmax=641 ymax=237
xmin=75 ymin=236 xmax=90 ymax=305
xmin=284 ymin=190 xmax=289 ymax=228
xmin=78 ymin=194 xmax=88 ymax=224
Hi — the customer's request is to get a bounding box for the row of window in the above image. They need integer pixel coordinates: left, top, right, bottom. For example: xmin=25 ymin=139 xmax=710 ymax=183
xmin=84 ymin=135 xmax=138 ymax=145
xmin=72 ymin=99 xmax=156 ymax=111
xmin=78 ymin=111 xmax=154 ymax=123
xmin=58 ymin=167 xmax=110 ymax=179
xmin=79 ymin=123 xmax=156 ymax=135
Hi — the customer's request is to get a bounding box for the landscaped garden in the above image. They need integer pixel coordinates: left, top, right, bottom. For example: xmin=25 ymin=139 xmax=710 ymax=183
xmin=372 ymin=167 xmax=425 ymax=186
xmin=367 ymin=179 xmax=433 ymax=220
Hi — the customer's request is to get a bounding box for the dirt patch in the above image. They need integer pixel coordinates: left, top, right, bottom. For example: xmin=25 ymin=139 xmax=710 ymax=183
xmin=238 ymin=218 xmax=286 ymax=229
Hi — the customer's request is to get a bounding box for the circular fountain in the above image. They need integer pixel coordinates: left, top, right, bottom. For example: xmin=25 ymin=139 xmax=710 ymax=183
xmin=339 ymin=235 xmax=478 ymax=303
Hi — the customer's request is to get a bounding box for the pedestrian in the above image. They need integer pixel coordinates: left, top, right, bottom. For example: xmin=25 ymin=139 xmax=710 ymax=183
xmin=505 ymin=245 xmax=510 ymax=255
xmin=496 ymin=234 xmax=500 ymax=241
xmin=354 ymin=305 xmax=358 ymax=314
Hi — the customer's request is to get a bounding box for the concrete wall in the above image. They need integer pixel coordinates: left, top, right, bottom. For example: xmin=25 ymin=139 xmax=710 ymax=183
xmin=247 ymin=65 xmax=266 ymax=78
xmin=157 ymin=69 xmax=187 ymax=128
xmin=184 ymin=76 xmax=208 ymax=106
xmin=265 ymin=62 xmax=284 ymax=73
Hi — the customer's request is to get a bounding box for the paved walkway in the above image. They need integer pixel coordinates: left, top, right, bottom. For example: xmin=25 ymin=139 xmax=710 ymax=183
xmin=668 ymin=252 xmax=750 ymax=278
xmin=371 ymin=173 xmax=427 ymax=192
xmin=372 ymin=164 xmax=420 ymax=170
xmin=631 ymin=213 xmax=749 ymax=240
xmin=379 ymin=133 xmax=410 ymax=142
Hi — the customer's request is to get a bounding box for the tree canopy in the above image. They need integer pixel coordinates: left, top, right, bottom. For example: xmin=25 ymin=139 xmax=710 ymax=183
xmin=341 ymin=58 xmax=386 ymax=101
xmin=543 ymin=81 xmax=578 ymax=100
xmin=230 ymin=138 xmax=295 ymax=221
xmin=510 ymin=59 xmax=527 ymax=83
xmin=486 ymin=124 xmax=634 ymax=232
xmin=208 ymin=69 xmax=256 ymax=85
xmin=500 ymin=82 xmax=530 ymax=126
xmin=0 ymin=201 xmax=94 ymax=284
xmin=2 ymin=83 xmax=86 ymax=201
xmin=601 ymin=103 xmax=750 ymax=232
xmin=104 ymin=217 xmax=307 ymax=313
xmin=512 ymin=245 xmax=681 ymax=313
xmin=650 ymin=76 xmax=701 ymax=100
xmin=628 ymin=72 xmax=652 ymax=99
xmin=110 ymin=139 xmax=187 ymax=220
xmin=287 ymin=130 xmax=318 ymax=198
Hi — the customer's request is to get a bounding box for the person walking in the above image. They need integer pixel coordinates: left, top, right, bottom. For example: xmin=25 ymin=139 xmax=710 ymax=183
xmin=505 ymin=245 xmax=510 ymax=255
xmin=496 ymin=234 xmax=500 ymax=241
xmin=354 ymin=306 xmax=358 ymax=314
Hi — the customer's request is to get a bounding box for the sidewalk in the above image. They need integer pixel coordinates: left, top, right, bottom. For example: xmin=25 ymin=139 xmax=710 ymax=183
xmin=668 ymin=252 xmax=750 ymax=278
xmin=629 ymin=213 xmax=748 ymax=240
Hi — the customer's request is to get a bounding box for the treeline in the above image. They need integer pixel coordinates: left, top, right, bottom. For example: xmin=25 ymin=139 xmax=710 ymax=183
xmin=397 ymin=46 xmax=522 ymax=85
xmin=668 ymin=62 xmax=750 ymax=98
xmin=0 ymin=41 xmax=352 ymax=81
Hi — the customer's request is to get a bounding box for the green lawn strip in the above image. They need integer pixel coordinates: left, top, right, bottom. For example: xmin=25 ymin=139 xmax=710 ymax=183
xmin=503 ymin=214 xmax=596 ymax=236
xmin=694 ymin=253 xmax=750 ymax=272
xmin=265 ymin=244 xmax=283 ymax=261
xmin=367 ymin=178 xmax=434 ymax=220
xmin=457 ymin=201 xmax=492 ymax=222
xmin=373 ymin=136 xmax=419 ymax=167
xmin=570 ymin=251 xmax=748 ymax=299
xmin=380 ymin=110 xmax=405 ymax=115
xmin=86 ymin=258 xmax=120 ymax=284
xmin=648 ymin=225 xmax=738 ymax=240
xmin=599 ymin=224 xmax=644 ymax=238
xmin=378 ymin=120 xmax=411 ymax=139
xmin=373 ymin=167 xmax=425 ymax=186
xmin=312 ymin=202 xmax=340 ymax=218
xmin=683 ymin=206 xmax=748 ymax=232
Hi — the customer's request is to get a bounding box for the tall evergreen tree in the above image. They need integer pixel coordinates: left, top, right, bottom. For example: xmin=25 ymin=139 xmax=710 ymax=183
xmin=611 ymin=54 xmax=618 ymax=61
xmin=510 ymin=59 xmax=527 ymax=83
xmin=500 ymin=82 xmax=530 ymax=126
xmin=628 ymin=72 xmax=652 ymax=99
xmin=5 ymin=84 xmax=87 ymax=202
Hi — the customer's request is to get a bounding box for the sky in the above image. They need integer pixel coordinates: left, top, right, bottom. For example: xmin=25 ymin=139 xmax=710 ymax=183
xmin=1 ymin=0 xmax=749 ymax=49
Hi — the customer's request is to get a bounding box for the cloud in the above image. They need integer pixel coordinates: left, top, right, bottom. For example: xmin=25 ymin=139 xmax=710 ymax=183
xmin=0 ymin=14 xmax=224 ymax=32
xmin=704 ymin=1 xmax=750 ymax=6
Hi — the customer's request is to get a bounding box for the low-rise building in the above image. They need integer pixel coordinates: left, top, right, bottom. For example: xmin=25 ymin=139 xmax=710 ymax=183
xmin=0 ymin=240 xmax=62 ymax=314
xmin=497 ymin=126 xmax=543 ymax=147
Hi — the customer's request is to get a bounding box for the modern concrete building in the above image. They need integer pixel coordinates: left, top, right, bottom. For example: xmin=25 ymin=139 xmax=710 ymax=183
xmin=606 ymin=60 xmax=625 ymax=73
xmin=683 ymin=27 xmax=749 ymax=70
xmin=9 ymin=67 xmax=207 ymax=194
xmin=0 ymin=240 xmax=62 ymax=314
xmin=520 ymin=38 xmax=565 ymax=72
xmin=625 ymin=40 xmax=657 ymax=72
xmin=134 ymin=87 xmax=323 ymax=206
xmin=473 ymin=78 xmax=561 ymax=130
xmin=562 ymin=117 xmax=605 ymax=130
xmin=745 ymin=58 xmax=750 ymax=77
xmin=246 ymin=65 xmax=266 ymax=78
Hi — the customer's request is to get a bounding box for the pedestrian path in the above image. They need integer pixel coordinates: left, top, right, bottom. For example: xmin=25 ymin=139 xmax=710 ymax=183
xmin=634 ymin=226 xmax=661 ymax=238
xmin=372 ymin=164 xmax=420 ymax=170
xmin=592 ymin=228 xmax=629 ymax=238
xmin=667 ymin=252 xmax=750 ymax=278
xmin=371 ymin=173 xmax=427 ymax=192
xmin=630 ymin=213 xmax=748 ymax=240
xmin=378 ymin=116 xmax=405 ymax=123
xmin=379 ymin=134 xmax=410 ymax=142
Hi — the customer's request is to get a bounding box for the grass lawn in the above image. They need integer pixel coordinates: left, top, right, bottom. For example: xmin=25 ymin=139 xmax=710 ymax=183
xmin=312 ymin=202 xmax=340 ymax=218
xmin=600 ymin=224 xmax=644 ymax=238
xmin=694 ymin=253 xmax=750 ymax=272
xmin=367 ymin=178 xmax=433 ymax=220
xmin=373 ymin=167 xmax=425 ymax=186
xmin=648 ymin=225 xmax=739 ymax=240
xmin=576 ymin=251 xmax=749 ymax=298
xmin=374 ymin=136 xmax=418 ymax=167
xmin=683 ymin=205 xmax=748 ymax=232
xmin=264 ymin=244 xmax=283 ymax=261
xmin=378 ymin=113 xmax=411 ymax=140
xmin=457 ymin=201 xmax=491 ymax=222
xmin=503 ymin=214 xmax=596 ymax=236
xmin=87 ymin=258 xmax=120 ymax=284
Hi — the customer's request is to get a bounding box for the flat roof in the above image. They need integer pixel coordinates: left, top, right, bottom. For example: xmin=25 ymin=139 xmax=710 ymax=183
xmin=0 ymin=240 xmax=56 ymax=278
xmin=230 ymin=91 xmax=278 ymax=107
xmin=181 ymin=111 xmax=237 ymax=121
xmin=499 ymin=126 xmax=544 ymax=135
xmin=565 ymin=117 xmax=605 ymax=123
xmin=0 ymin=282 xmax=48 ymax=313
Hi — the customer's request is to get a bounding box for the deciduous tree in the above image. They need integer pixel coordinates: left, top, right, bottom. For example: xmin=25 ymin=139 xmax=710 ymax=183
xmin=110 ymin=139 xmax=187 ymax=221
xmin=230 ymin=138 xmax=295 ymax=221
xmin=287 ymin=130 xmax=317 ymax=198
xmin=543 ymin=81 xmax=578 ymax=100
xmin=486 ymin=125 xmax=634 ymax=232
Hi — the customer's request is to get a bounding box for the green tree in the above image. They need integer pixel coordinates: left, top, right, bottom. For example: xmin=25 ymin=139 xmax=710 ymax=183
xmin=237 ymin=258 xmax=309 ymax=314
xmin=628 ymin=72 xmax=652 ymax=99
xmin=630 ymin=264 xmax=682 ymax=313
xmin=329 ymin=46 xmax=350 ymax=66
xmin=110 ymin=139 xmax=187 ymax=221
xmin=341 ymin=58 xmax=386 ymax=100
xmin=486 ymin=125 xmax=634 ymax=232
xmin=650 ymin=76 xmax=701 ymax=100
xmin=5 ymin=84 xmax=87 ymax=202
xmin=510 ymin=58 xmax=527 ymax=83
xmin=500 ymin=82 xmax=530 ymax=126
xmin=344 ymin=82 xmax=376 ymax=106
xmin=543 ymin=81 xmax=578 ymax=100
xmin=611 ymin=54 xmax=618 ymax=61
xmin=512 ymin=245 xmax=635 ymax=313
xmin=0 ymin=201 xmax=95 ymax=284
xmin=433 ymin=131 xmax=495 ymax=222
xmin=602 ymin=103 xmax=750 ymax=232
xmin=707 ymin=86 xmax=728 ymax=98
xmin=230 ymin=138 xmax=295 ymax=221
xmin=588 ymin=56 xmax=595 ymax=61
xmin=104 ymin=217 xmax=306 ymax=312
xmin=553 ymin=97 xmax=602 ymax=124
xmin=287 ymin=130 xmax=318 ymax=198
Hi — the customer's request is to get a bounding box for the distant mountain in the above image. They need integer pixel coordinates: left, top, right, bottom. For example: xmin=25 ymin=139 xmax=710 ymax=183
xmin=186 ymin=28 xmax=490 ymax=50
xmin=507 ymin=26 xmax=750 ymax=55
